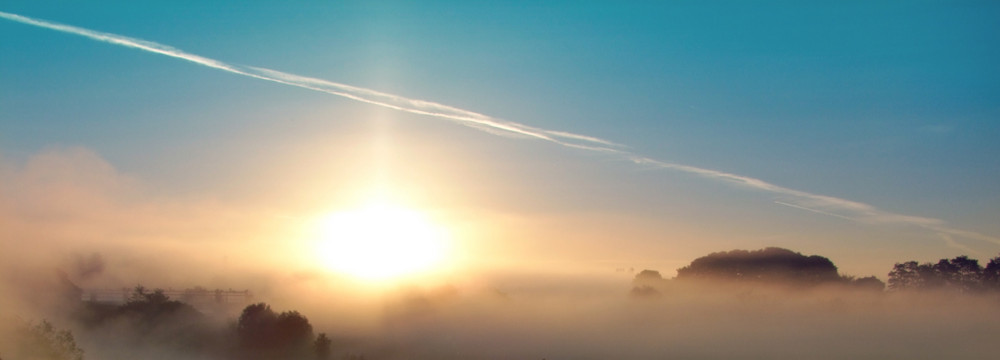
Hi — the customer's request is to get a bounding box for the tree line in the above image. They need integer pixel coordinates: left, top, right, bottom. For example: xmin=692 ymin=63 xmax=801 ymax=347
xmin=633 ymin=247 xmax=1000 ymax=296
xmin=3 ymin=285 xmax=353 ymax=360
xmin=887 ymin=255 xmax=1000 ymax=293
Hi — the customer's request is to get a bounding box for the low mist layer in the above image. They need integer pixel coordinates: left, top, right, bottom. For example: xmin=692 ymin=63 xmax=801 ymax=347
xmin=3 ymin=149 xmax=999 ymax=360
xmin=4 ymin=253 xmax=1000 ymax=359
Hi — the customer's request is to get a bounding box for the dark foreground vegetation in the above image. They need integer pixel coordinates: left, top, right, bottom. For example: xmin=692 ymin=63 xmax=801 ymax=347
xmin=2 ymin=284 xmax=338 ymax=360
xmin=4 ymin=247 xmax=1000 ymax=360
xmin=0 ymin=319 xmax=84 ymax=360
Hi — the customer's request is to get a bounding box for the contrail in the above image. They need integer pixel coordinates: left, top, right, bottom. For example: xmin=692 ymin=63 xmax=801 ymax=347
xmin=2 ymin=11 xmax=997 ymax=247
xmin=0 ymin=11 xmax=617 ymax=150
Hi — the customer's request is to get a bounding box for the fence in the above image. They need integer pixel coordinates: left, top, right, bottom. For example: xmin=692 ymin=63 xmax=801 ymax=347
xmin=82 ymin=288 xmax=253 ymax=305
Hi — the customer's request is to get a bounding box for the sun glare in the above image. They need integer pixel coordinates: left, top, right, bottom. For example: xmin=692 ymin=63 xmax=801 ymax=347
xmin=313 ymin=201 xmax=450 ymax=281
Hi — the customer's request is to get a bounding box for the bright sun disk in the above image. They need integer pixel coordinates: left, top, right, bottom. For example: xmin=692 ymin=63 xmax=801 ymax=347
xmin=313 ymin=202 xmax=450 ymax=281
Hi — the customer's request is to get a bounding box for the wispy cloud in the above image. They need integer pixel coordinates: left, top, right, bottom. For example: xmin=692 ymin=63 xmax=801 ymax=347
xmin=2 ymin=11 xmax=997 ymax=247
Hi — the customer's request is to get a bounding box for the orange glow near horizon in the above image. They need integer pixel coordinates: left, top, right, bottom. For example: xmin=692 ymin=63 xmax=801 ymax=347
xmin=310 ymin=199 xmax=452 ymax=282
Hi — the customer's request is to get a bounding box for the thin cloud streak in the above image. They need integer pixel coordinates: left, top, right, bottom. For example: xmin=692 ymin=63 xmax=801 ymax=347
xmin=773 ymin=201 xmax=857 ymax=222
xmin=0 ymin=11 xmax=614 ymax=150
xmin=3 ymin=11 xmax=997 ymax=247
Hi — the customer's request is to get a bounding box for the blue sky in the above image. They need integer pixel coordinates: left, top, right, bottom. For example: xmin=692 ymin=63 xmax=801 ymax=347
xmin=2 ymin=1 xmax=999 ymax=278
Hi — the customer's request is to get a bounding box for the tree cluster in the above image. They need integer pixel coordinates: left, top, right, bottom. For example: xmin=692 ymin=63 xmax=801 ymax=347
xmin=887 ymin=255 xmax=1000 ymax=293
xmin=631 ymin=247 xmax=887 ymax=297
xmin=73 ymin=284 xmax=213 ymax=357
xmin=2 ymin=320 xmax=84 ymax=360
xmin=66 ymin=285 xmax=340 ymax=360
xmin=633 ymin=248 xmax=1000 ymax=298
xmin=235 ymin=303 xmax=317 ymax=360
xmin=676 ymin=247 xmax=843 ymax=285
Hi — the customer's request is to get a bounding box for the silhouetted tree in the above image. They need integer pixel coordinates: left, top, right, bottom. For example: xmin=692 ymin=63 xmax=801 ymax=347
xmin=888 ymin=261 xmax=921 ymax=291
xmin=634 ymin=269 xmax=663 ymax=283
xmin=314 ymin=333 xmax=332 ymax=360
xmin=114 ymin=285 xmax=203 ymax=330
xmin=945 ymin=256 xmax=983 ymax=292
xmin=983 ymin=255 xmax=1000 ymax=290
xmin=236 ymin=303 xmax=314 ymax=359
xmin=630 ymin=269 xmax=665 ymax=298
xmin=632 ymin=269 xmax=664 ymax=286
xmin=888 ymin=255 xmax=990 ymax=292
xmin=11 ymin=320 xmax=84 ymax=360
xmin=275 ymin=311 xmax=313 ymax=350
xmin=238 ymin=303 xmax=279 ymax=348
xmin=676 ymin=247 xmax=841 ymax=285
xmin=916 ymin=261 xmax=943 ymax=288
xmin=72 ymin=284 xmax=215 ymax=359
xmin=126 ymin=285 xmax=170 ymax=305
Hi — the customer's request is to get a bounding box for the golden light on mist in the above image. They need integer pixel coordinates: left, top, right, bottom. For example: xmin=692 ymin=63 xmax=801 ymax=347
xmin=311 ymin=200 xmax=452 ymax=282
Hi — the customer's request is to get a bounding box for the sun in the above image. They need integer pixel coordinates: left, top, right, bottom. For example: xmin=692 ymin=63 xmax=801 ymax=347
xmin=312 ymin=201 xmax=451 ymax=281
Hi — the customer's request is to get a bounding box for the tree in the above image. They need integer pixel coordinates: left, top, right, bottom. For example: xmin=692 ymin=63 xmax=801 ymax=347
xmin=888 ymin=256 xmax=988 ymax=292
xmin=632 ymin=269 xmax=664 ymax=288
xmin=630 ymin=269 xmax=665 ymax=298
xmin=12 ymin=320 xmax=84 ymax=360
xmin=236 ymin=303 xmax=314 ymax=359
xmin=633 ymin=269 xmax=663 ymax=283
xmin=946 ymin=256 xmax=983 ymax=292
xmin=314 ymin=333 xmax=332 ymax=360
xmin=112 ymin=285 xmax=203 ymax=331
xmin=676 ymin=247 xmax=841 ymax=285
xmin=888 ymin=261 xmax=921 ymax=291
xmin=237 ymin=303 xmax=279 ymax=349
xmin=274 ymin=311 xmax=313 ymax=350
xmin=983 ymin=255 xmax=1000 ymax=290
xmin=127 ymin=285 xmax=170 ymax=305
xmin=72 ymin=283 xmax=217 ymax=360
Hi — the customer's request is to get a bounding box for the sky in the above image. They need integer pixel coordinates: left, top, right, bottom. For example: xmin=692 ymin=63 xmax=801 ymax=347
xmin=2 ymin=1 xmax=1000 ymax=285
